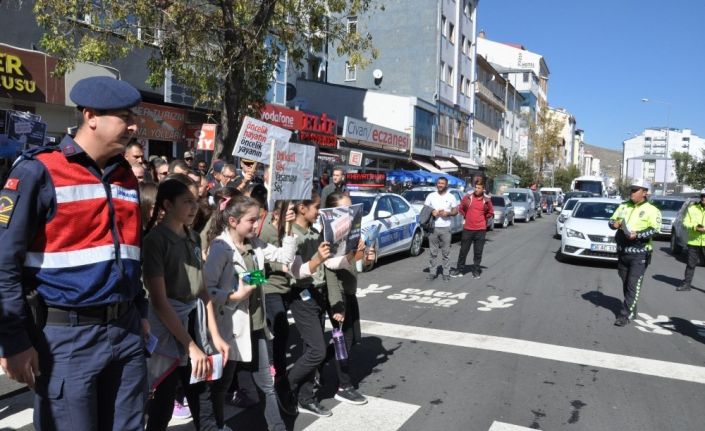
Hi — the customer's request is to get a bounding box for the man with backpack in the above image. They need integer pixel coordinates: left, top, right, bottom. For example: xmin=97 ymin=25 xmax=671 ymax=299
xmin=424 ymin=177 xmax=459 ymax=282
xmin=452 ymin=181 xmax=494 ymax=279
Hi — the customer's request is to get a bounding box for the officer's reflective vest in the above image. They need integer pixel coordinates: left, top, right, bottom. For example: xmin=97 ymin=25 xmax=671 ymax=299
xmin=684 ymin=203 xmax=705 ymax=246
xmin=25 ymin=151 xmax=141 ymax=306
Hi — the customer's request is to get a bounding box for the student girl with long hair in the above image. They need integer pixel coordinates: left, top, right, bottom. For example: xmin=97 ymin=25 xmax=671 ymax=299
xmin=322 ymin=191 xmax=376 ymax=405
xmin=203 ymin=195 xmax=332 ymax=430
xmin=285 ymin=191 xmax=356 ymax=417
xmin=143 ymin=175 xmax=230 ymax=431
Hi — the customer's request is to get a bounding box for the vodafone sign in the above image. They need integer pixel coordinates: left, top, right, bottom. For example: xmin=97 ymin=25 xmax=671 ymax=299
xmin=260 ymin=104 xmax=337 ymax=148
xmin=342 ymin=116 xmax=409 ymax=152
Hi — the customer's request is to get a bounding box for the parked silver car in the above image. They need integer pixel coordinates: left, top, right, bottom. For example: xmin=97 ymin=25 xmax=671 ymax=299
xmin=649 ymin=196 xmax=688 ymax=237
xmin=504 ymin=188 xmax=536 ymax=222
xmin=491 ymin=195 xmax=515 ymax=228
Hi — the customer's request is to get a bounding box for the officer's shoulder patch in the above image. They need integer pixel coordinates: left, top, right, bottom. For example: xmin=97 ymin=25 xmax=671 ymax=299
xmin=0 ymin=190 xmax=18 ymax=228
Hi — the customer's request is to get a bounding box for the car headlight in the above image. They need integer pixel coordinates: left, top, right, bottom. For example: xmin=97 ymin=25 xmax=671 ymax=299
xmin=566 ymin=228 xmax=585 ymax=239
xmin=558 ymin=214 xmax=566 ymax=223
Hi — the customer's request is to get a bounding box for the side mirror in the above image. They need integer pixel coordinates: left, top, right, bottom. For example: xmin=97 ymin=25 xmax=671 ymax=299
xmin=377 ymin=210 xmax=392 ymax=219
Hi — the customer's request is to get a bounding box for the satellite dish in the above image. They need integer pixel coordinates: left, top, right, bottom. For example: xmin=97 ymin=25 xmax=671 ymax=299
xmin=373 ymin=69 xmax=383 ymax=79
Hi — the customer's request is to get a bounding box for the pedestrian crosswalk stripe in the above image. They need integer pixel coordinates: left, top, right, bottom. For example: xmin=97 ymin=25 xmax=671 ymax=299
xmin=0 ymin=408 xmax=32 ymax=429
xmin=360 ymin=319 xmax=705 ymax=385
xmin=302 ymin=395 xmax=420 ymax=431
xmin=489 ymin=421 xmax=542 ymax=431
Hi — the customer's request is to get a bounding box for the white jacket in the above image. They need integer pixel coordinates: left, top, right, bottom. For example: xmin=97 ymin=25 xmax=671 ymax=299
xmin=204 ymin=231 xmax=296 ymax=362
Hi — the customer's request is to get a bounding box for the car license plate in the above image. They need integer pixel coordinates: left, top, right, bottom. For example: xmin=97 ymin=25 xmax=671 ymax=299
xmin=591 ymin=244 xmax=616 ymax=253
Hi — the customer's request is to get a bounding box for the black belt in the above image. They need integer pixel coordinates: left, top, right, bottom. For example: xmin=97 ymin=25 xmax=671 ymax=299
xmin=46 ymin=301 xmax=133 ymax=326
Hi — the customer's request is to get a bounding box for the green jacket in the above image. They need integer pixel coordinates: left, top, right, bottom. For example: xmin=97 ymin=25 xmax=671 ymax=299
xmin=683 ymin=203 xmax=705 ymax=246
xmin=609 ymin=200 xmax=661 ymax=253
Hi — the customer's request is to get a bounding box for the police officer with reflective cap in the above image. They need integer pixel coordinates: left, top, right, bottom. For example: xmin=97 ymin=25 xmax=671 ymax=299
xmin=608 ymin=179 xmax=662 ymax=326
xmin=0 ymin=76 xmax=148 ymax=430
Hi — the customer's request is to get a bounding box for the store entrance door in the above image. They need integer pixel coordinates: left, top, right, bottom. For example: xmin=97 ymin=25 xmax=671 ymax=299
xmin=148 ymin=140 xmax=174 ymax=160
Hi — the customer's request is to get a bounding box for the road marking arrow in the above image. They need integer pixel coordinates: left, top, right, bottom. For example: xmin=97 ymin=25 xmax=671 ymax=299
xmin=477 ymin=295 xmax=517 ymax=311
xmin=633 ymin=313 xmax=674 ymax=335
xmin=357 ymin=283 xmax=393 ymax=298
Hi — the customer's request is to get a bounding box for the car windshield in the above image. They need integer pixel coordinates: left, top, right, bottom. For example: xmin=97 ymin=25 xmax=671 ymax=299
xmin=506 ymin=192 xmax=526 ymax=202
xmin=350 ymin=195 xmax=376 ymax=216
xmin=651 ymin=199 xmax=685 ymax=212
xmin=572 ymin=202 xmax=619 ymax=220
xmin=564 ymin=199 xmax=579 ymax=211
xmin=491 ymin=196 xmax=506 ymax=206
xmin=401 ymin=190 xmax=431 ymax=203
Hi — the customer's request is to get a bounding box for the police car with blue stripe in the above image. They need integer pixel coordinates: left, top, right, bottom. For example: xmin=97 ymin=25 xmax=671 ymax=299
xmin=350 ymin=191 xmax=423 ymax=271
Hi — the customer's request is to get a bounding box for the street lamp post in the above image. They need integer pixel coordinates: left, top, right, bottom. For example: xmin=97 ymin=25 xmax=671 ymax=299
xmin=641 ymin=98 xmax=671 ymax=195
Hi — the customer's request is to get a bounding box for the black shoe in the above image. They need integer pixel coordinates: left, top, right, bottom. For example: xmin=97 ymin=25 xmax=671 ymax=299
xmin=298 ymin=400 xmax=332 ymax=417
xmin=614 ymin=316 xmax=630 ymax=327
xmin=334 ymin=386 xmax=368 ymax=405
xmin=676 ymin=284 xmax=692 ymax=291
xmin=449 ymin=268 xmax=463 ymax=277
xmin=230 ymin=392 xmax=259 ymax=408
xmin=472 ymin=272 xmax=481 ymax=279
xmin=277 ymin=389 xmax=299 ymax=416
xmin=426 ymin=273 xmax=438 ymax=281
xmin=442 ymin=275 xmax=450 ymax=282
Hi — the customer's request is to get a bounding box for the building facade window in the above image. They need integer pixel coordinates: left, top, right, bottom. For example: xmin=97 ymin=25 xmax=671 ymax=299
xmin=461 ymin=36 xmax=466 ymax=54
xmin=441 ymin=15 xmax=447 ymax=38
xmin=449 ymin=23 xmax=455 ymax=44
xmin=522 ymin=72 xmax=529 ymax=83
xmin=347 ymin=16 xmax=357 ymax=34
xmin=345 ymin=62 xmax=357 ymax=81
xmin=448 ymin=66 xmax=454 ymax=86
xmin=440 ymin=61 xmax=446 ymax=82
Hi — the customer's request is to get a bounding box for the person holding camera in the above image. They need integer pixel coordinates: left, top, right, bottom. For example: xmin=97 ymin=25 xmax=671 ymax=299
xmin=424 ymin=177 xmax=458 ymax=282
xmin=608 ymin=179 xmax=661 ymax=327
xmin=677 ymin=189 xmax=705 ymax=291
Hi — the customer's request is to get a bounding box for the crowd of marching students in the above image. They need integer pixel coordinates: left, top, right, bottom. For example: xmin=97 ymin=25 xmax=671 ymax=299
xmin=139 ymin=164 xmax=374 ymax=430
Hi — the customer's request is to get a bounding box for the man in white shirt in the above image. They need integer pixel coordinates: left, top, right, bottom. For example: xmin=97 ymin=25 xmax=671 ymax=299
xmin=424 ymin=177 xmax=459 ymax=282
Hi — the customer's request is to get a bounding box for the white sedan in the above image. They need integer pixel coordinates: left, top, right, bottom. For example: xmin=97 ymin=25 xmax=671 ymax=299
xmin=558 ymin=198 xmax=621 ymax=262
xmin=555 ymin=198 xmax=582 ymax=238
xmin=350 ymin=191 xmax=424 ymax=271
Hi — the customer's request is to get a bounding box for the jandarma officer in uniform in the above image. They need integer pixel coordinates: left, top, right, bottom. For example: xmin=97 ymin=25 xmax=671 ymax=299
xmin=608 ymin=179 xmax=661 ymax=327
xmin=0 ymin=77 xmax=148 ymax=430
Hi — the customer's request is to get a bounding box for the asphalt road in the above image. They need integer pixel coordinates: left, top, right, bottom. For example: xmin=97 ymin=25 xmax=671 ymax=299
xmin=2 ymin=213 xmax=704 ymax=430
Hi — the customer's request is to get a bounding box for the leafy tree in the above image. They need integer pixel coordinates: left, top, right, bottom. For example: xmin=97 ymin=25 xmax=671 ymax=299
xmin=553 ymin=165 xmax=581 ymax=191
xmin=33 ymin=0 xmax=379 ymax=157
xmin=671 ymin=151 xmax=695 ymax=184
xmin=483 ymin=149 xmax=537 ymax=191
xmin=614 ymin=176 xmax=635 ymax=199
xmin=527 ymin=102 xmax=564 ymax=183
xmin=686 ymin=154 xmax=705 ymax=191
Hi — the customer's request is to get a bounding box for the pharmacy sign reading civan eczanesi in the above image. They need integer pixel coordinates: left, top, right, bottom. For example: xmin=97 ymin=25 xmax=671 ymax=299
xmin=342 ymin=117 xmax=410 ymax=152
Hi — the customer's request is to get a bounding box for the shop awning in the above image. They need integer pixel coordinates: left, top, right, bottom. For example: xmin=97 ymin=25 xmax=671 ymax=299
xmin=451 ymin=155 xmax=479 ymax=169
xmin=435 ymin=159 xmax=459 ymax=172
xmin=411 ymin=159 xmax=444 ymax=173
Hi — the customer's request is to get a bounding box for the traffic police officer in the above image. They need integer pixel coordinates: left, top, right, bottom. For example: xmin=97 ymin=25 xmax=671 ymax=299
xmin=677 ymin=189 xmax=705 ymax=291
xmin=608 ymin=179 xmax=661 ymax=327
xmin=0 ymin=76 xmax=148 ymax=430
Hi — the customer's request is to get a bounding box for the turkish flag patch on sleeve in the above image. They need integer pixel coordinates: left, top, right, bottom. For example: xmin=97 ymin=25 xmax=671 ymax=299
xmin=4 ymin=178 xmax=19 ymax=191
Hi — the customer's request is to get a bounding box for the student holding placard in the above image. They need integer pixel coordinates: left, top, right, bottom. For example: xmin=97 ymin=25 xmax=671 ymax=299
xmin=322 ymin=191 xmax=376 ymax=405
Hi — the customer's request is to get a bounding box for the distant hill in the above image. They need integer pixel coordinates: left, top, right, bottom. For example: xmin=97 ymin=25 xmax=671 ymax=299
xmin=583 ymin=143 xmax=621 ymax=180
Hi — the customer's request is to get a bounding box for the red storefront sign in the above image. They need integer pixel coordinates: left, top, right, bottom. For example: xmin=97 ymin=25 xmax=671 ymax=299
xmin=261 ymin=104 xmax=337 ymax=149
xmin=0 ymin=44 xmax=65 ymax=104
xmin=184 ymin=123 xmax=217 ymax=150
xmin=346 ymin=172 xmax=387 ymax=188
